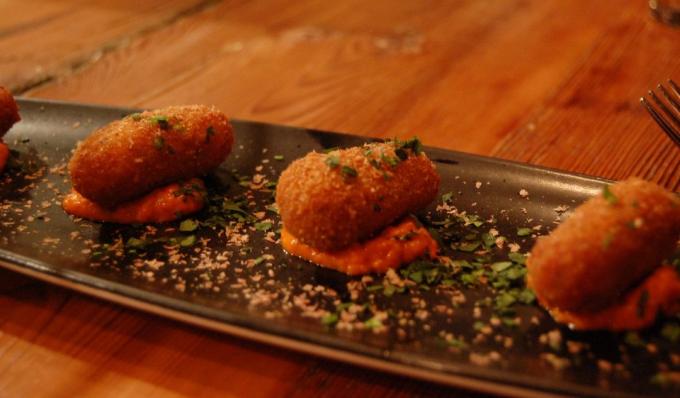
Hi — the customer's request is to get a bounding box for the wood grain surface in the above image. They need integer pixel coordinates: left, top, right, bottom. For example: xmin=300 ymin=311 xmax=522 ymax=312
xmin=1 ymin=0 xmax=679 ymax=397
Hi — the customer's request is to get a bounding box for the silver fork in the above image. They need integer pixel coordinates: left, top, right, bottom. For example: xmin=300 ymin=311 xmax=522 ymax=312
xmin=640 ymin=79 xmax=680 ymax=146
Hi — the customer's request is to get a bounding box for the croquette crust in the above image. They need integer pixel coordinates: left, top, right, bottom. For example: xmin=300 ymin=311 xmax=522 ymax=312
xmin=276 ymin=142 xmax=440 ymax=251
xmin=527 ymin=178 xmax=680 ymax=312
xmin=0 ymin=87 xmax=20 ymax=137
xmin=69 ymin=105 xmax=233 ymax=207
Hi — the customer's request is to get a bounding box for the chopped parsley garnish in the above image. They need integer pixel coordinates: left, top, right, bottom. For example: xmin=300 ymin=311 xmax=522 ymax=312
xmin=602 ymin=185 xmax=618 ymax=205
xmin=179 ymin=219 xmax=199 ymax=232
xmin=321 ymin=313 xmax=338 ymax=326
xmin=273 ymin=155 xmax=284 ymax=161
xmin=391 ymin=137 xmax=423 ymax=160
xmin=126 ymin=237 xmax=146 ymax=249
xmin=636 ymin=290 xmax=649 ymax=318
xmin=364 ymin=316 xmax=384 ymax=330
xmin=516 ymin=227 xmax=532 ymax=237
xmin=508 ymin=252 xmax=526 ymax=265
xmin=180 ymin=235 xmax=196 ymax=247
xmin=457 ymin=241 xmax=480 ymax=252
xmin=341 ymin=165 xmax=358 ymax=178
xmin=325 ymin=155 xmax=340 ymax=168
xmin=623 ymin=331 xmax=645 ymax=347
xmin=153 ymin=135 xmax=165 ymax=150
xmin=661 ymin=323 xmax=680 ymax=343
xmin=150 ymin=115 xmax=171 ymax=130
xmin=205 ymin=126 xmax=215 ymax=142
xmin=441 ymin=192 xmax=454 ymax=203
xmin=254 ymin=221 xmax=273 ymax=232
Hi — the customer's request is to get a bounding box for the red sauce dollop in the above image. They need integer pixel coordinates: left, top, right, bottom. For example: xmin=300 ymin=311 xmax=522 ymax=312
xmin=281 ymin=218 xmax=438 ymax=275
xmin=63 ymin=178 xmax=206 ymax=224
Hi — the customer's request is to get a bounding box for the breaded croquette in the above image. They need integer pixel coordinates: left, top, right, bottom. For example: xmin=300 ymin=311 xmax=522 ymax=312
xmin=69 ymin=105 xmax=233 ymax=208
xmin=276 ymin=139 xmax=440 ymax=251
xmin=0 ymin=87 xmax=20 ymax=137
xmin=527 ymin=178 xmax=680 ymax=313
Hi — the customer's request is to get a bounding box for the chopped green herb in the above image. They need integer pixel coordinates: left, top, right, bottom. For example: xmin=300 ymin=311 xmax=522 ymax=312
xmin=273 ymin=155 xmax=284 ymax=161
xmin=381 ymin=153 xmax=400 ymax=167
xmin=205 ymin=126 xmax=215 ymax=142
xmin=495 ymin=292 xmax=517 ymax=310
xmin=491 ymin=261 xmax=513 ymax=273
xmin=650 ymin=373 xmax=671 ymax=387
xmin=364 ymin=316 xmax=384 ymax=329
xmin=501 ymin=317 xmax=519 ymax=328
xmin=180 ymin=235 xmax=196 ymax=247
xmin=254 ymin=221 xmax=273 ymax=232
xmin=179 ymin=219 xmax=199 ymax=232
xmin=253 ymin=256 xmax=267 ymax=265
xmin=321 ymin=313 xmax=338 ymax=326
xmin=366 ymin=284 xmax=384 ymax=292
xmin=508 ymin=252 xmax=527 ymax=265
xmin=457 ymin=241 xmax=481 ymax=252
xmin=446 ymin=337 xmax=467 ymax=349
xmin=661 ymin=323 xmax=680 ymax=343
xmin=517 ymin=227 xmax=532 ymax=237
xmin=518 ymin=288 xmax=536 ymax=304
xmin=623 ymin=331 xmax=645 ymax=347
xmin=383 ymin=284 xmax=397 ymax=297
xmin=395 ymin=231 xmax=418 ymax=241
xmin=325 ymin=155 xmax=340 ymax=168
xmin=153 ymin=135 xmax=165 ymax=150
xmin=441 ymin=192 xmax=453 ymax=203
xmin=126 ymin=237 xmax=146 ymax=249
xmin=636 ymin=290 xmax=649 ymax=318
xmin=481 ymin=233 xmax=496 ymax=249
xmin=602 ymin=185 xmax=618 ymax=205
xmin=150 ymin=115 xmax=170 ymax=130
xmin=341 ymin=166 xmax=358 ymax=178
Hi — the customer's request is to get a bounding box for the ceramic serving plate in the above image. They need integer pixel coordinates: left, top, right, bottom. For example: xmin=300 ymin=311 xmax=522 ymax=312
xmin=0 ymin=99 xmax=677 ymax=398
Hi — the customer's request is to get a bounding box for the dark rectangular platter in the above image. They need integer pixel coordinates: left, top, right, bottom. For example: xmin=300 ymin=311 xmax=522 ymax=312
xmin=0 ymin=99 xmax=678 ymax=398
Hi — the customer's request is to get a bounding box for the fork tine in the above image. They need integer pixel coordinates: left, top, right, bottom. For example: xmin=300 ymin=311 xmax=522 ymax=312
xmin=658 ymin=84 xmax=680 ymax=115
xmin=669 ymin=79 xmax=680 ymax=98
xmin=640 ymin=97 xmax=680 ymax=146
xmin=648 ymin=89 xmax=680 ymax=128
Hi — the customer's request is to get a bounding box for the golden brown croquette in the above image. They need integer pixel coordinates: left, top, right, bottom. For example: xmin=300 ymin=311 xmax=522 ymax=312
xmin=0 ymin=87 xmax=20 ymax=137
xmin=527 ymin=178 xmax=680 ymax=313
xmin=69 ymin=105 xmax=233 ymax=207
xmin=276 ymin=140 xmax=440 ymax=251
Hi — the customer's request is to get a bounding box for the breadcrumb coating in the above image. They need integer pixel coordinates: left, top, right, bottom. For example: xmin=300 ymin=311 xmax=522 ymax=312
xmin=527 ymin=178 xmax=680 ymax=312
xmin=276 ymin=141 xmax=440 ymax=251
xmin=0 ymin=87 xmax=20 ymax=137
xmin=69 ymin=105 xmax=233 ymax=207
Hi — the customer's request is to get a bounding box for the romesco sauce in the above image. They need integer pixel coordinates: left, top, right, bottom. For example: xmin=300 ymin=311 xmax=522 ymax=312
xmin=63 ymin=178 xmax=206 ymax=224
xmin=281 ymin=217 xmax=438 ymax=275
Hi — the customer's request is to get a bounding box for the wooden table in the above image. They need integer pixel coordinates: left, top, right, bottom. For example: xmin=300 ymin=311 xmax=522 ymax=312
xmin=1 ymin=1 xmax=678 ymax=396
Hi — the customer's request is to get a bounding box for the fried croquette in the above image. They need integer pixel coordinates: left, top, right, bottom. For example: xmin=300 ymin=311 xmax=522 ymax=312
xmin=0 ymin=87 xmax=20 ymax=137
xmin=276 ymin=139 xmax=440 ymax=251
xmin=527 ymin=178 xmax=680 ymax=313
xmin=69 ymin=105 xmax=233 ymax=208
